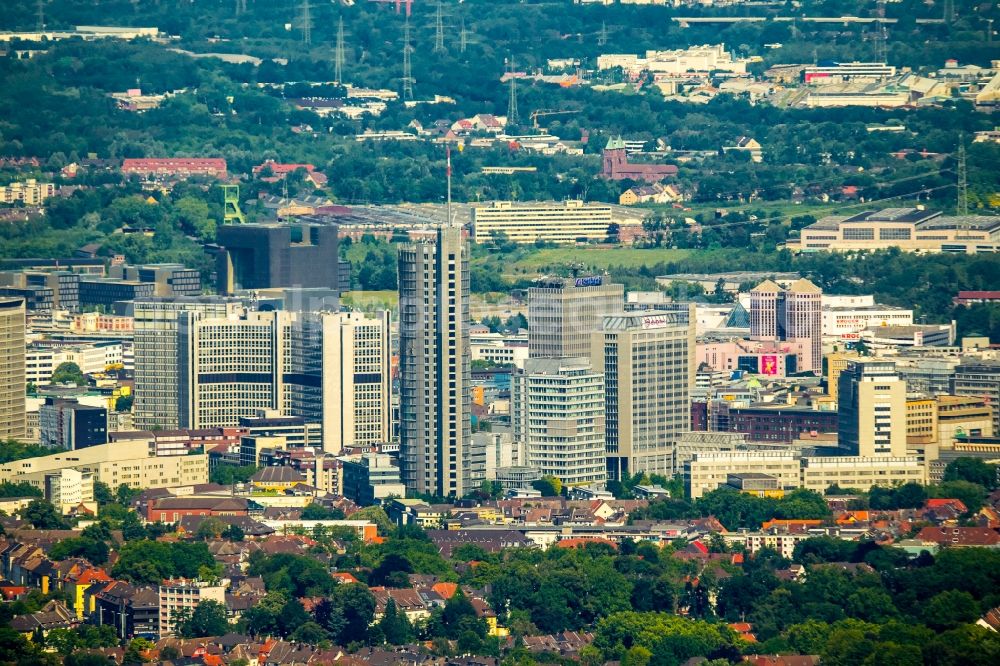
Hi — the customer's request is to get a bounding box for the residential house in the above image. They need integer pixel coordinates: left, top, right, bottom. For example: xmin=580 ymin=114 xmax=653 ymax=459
xmin=618 ymin=183 xmax=682 ymax=205
xmin=146 ymin=497 xmax=249 ymax=523
xmin=10 ymin=600 xmax=79 ymax=639
xmin=914 ymin=526 xmax=1000 ymax=547
xmin=252 ymin=160 xmax=328 ymax=188
xmin=722 ymin=136 xmax=763 ymax=162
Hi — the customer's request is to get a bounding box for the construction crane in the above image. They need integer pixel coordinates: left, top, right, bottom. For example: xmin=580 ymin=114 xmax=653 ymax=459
xmin=529 ymin=109 xmax=578 ymax=130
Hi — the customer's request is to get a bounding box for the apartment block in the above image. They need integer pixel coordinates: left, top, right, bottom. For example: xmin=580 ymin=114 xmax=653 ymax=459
xmin=158 ymin=579 xmax=227 ymax=637
xmin=39 ymin=398 xmax=108 ymax=450
xmin=750 ymin=278 xmax=823 ymax=372
xmin=791 ymin=208 xmax=1000 ymax=254
xmin=951 ymin=362 xmax=1000 ymax=435
xmin=685 ymin=451 xmax=801 ymax=500
xmin=0 ymin=179 xmax=56 ymax=205
xmin=108 ymin=264 xmax=201 ymax=297
xmin=341 ymin=453 xmax=406 ymax=506
xmin=0 ymin=440 xmax=208 ymax=490
xmin=799 ymin=456 xmax=925 ymax=491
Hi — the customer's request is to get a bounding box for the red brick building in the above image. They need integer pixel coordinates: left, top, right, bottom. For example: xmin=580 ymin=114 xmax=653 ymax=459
xmin=147 ymin=497 xmax=248 ymax=523
xmin=122 ymin=158 xmax=227 ymax=180
xmin=601 ymin=136 xmax=678 ymax=182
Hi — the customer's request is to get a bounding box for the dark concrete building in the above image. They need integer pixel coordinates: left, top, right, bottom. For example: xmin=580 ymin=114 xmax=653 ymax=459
xmin=713 ymin=403 xmax=838 ymax=444
xmin=78 ymin=278 xmax=155 ymax=310
xmin=39 ymin=397 xmax=108 ymax=450
xmin=0 ymin=271 xmax=79 ymax=312
xmin=108 ymin=263 xmax=201 ymax=297
xmin=215 ymin=223 xmax=342 ymax=295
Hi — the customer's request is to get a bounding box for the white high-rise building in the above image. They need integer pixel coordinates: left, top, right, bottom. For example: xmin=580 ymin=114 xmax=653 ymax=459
xmin=749 ymin=278 xmax=823 ymax=373
xmin=397 ymin=226 xmax=471 ymax=497
xmin=592 ymin=307 xmax=695 ymax=480
xmin=133 ymin=298 xmax=241 ymax=431
xmin=513 ymin=357 xmax=606 ymax=488
xmin=175 ymin=309 xmax=391 ymax=454
xmin=838 ymin=360 xmax=907 ymax=457
xmin=0 ymin=297 xmax=26 ymax=440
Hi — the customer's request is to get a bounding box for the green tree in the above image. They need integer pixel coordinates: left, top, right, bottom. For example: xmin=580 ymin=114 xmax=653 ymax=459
xmin=301 ymin=502 xmax=346 ymax=520
xmin=922 ymin=590 xmax=981 ymax=631
xmin=50 ymin=362 xmax=86 ymax=386
xmin=378 ymin=599 xmax=414 ymax=645
xmin=0 ymin=480 xmax=43 ymax=498
xmin=942 ymin=458 xmax=998 ymax=490
xmin=112 ymin=540 xmax=216 ymax=585
xmin=933 ymin=480 xmax=987 ymax=515
xmin=289 ymin=621 xmax=328 ymax=644
xmin=123 ymin=637 xmax=154 ymax=664
xmin=195 ymin=517 xmax=226 ymax=540
xmin=176 ymin=600 xmax=228 ymax=638
xmin=21 ymin=499 xmax=70 ymax=530
xmin=532 ymin=475 xmax=562 ymax=497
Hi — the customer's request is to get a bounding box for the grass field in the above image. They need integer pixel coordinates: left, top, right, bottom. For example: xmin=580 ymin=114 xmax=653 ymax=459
xmin=504 ymin=247 xmax=693 ymax=275
xmin=341 ymin=290 xmax=398 ymax=311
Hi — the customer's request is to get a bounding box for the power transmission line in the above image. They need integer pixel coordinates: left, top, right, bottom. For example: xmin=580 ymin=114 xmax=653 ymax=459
xmin=300 ymin=0 xmax=312 ymax=45
xmin=956 ymin=137 xmax=968 ymax=216
xmin=402 ymin=19 xmax=414 ymax=101
xmin=37 ymin=0 xmax=44 ymax=31
xmin=335 ymin=16 xmax=346 ymax=82
xmin=460 ymin=17 xmax=468 ymax=54
xmin=507 ymin=57 xmax=518 ymax=126
xmin=598 ymin=21 xmax=607 ymax=47
xmin=433 ymin=2 xmax=446 ymax=53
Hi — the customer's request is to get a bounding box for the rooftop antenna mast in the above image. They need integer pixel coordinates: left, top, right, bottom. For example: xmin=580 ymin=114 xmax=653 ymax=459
xmin=446 ymin=145 xmax=453 ymax=227
xmin=433 ymin=1 xmax=446 ymax=53
xmin=402 ymin=18 xmax=414 ymax=101
xmin=956 ymin=136 xmax=968 ymax=216
xmin=335 ymin=16 xmax=346 ymax=82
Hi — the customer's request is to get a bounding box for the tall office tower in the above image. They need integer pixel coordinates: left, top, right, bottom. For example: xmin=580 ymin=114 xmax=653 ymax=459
xmin=178 ymin=309 xmax=288 ymax=430
xmin=398 ymin=226 xmax=471 ymax=498
xmin=133 ymin=298 xmax=241 ymax=430
xmin=951 ymin=362 xmax=1000 ymax=436
xmin=528 ymin=276 xmax=624 ymax=358
xmin=838 ymin=359 xmax=907 ymax=457
xmin=592 ymin=308 xmax=695 ymax=480
xmin=215 ymin=223 xmax=342 ymax=295
xmin=0 ymin=297 xmax=26 ymax=439
xmin=512 ymin=357 xmax=606 ymax=487
xmin=749 ymin=278 xmax=822 ymax=372
xmin=316 ymin=310 xmax=392 ymax=450
xmin=162 ymin=306 xmax=389 ymax=453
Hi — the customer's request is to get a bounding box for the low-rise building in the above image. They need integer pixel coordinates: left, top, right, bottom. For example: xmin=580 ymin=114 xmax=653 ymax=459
xmin=341 ymin=453 xmax=405 ymax=506
xmin=471 ymin=200 xmax=614 ymax=244
xmin=792 ymin=208 xmax=1000 ymax=254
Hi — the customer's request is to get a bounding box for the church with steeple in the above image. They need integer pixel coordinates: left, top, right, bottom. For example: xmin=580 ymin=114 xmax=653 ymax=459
xmin=601 ymin=136 xmax=678 ymax=182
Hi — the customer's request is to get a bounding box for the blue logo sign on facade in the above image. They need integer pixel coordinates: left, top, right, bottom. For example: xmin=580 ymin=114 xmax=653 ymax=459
xmin=575 ymin=276 xmax=603 ymax=287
